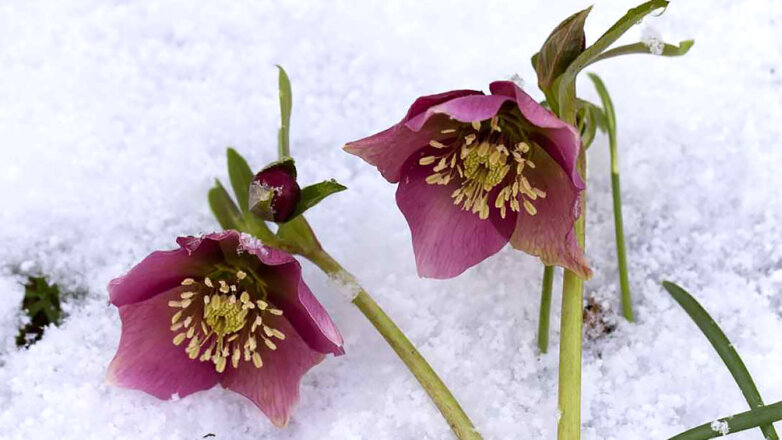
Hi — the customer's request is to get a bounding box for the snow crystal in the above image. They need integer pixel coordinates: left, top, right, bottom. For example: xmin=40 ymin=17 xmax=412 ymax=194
xmin=1 ymin=1 xmax=781 ymax=439
xmin=642 ymin=26 xmax=665 ymax=56
xmin=710 ymin=419 xmax=730 ymax=435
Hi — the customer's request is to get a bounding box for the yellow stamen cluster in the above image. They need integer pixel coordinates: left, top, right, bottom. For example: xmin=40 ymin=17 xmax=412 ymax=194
xmin=169 ymin=271 xmax=286 ymax=373
xmin=420 ymin=116 xmax=546 ymax=219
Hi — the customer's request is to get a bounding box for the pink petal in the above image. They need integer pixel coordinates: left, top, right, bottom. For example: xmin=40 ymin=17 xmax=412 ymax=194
xmin=220 ymin=315 xmax=325 ymax=427
xmin=107 ymin=286 xmax=220 ymax=399
xmin=240 ymin=236 xmax=344 ymax=355
xmin=405 ymin=94 xmax=512 ymax=131
xmin=396 ymin=151 xmax=516 ymax=279
xmin=109 ymin=233 xmax=230 ymax=307
xmin=344 ymin=89 xmax=481 ymax=183
xmin=489 ymin=81 xmax=584 ymax=189
xmin=509 ymin=147 xmax=592 ymax=278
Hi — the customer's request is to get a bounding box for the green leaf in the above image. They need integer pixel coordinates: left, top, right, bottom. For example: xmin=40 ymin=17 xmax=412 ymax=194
xmin=277 ymin=216 xmax=321 ymax=255
xmin=587 ymin=74 xmax=616 ymax=137
xmin=663 ymin=281 xmax=779 ymax=440
xmin=277 ymin=65 xmax=292 ymax=158
xmin=534 ymin=6 xmax=592 ymax=97
xmin=556 ymin=0 xmax=670 ymax=119
xmin=287 ymin=179 xmax=347 ymax=220
xmin=588 ymin=39 xmax=693 ymax=66
xmin=208 ymin=179 xmax=245 ymax=230
xmin=668 ymin=400 xmax=782 ymax=440
xmin=577 ymin=105 xmax=596 ymax=149
xmin=575 ymin=99 xmax=607 ymax=148
xmin=226 ymin=148 xmax=255 ymax=213
xmin=17 ymin=276 xmax=61 ymax=347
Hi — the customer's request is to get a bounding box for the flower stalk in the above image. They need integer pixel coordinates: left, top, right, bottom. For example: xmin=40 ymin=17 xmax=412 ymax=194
xmin=556 ymin=83 xmax=585 ymax=440
xmin=306 ymin=248 xmax=482 ymax=440
xmin=537 ymin=265 xmax=555 ymax=353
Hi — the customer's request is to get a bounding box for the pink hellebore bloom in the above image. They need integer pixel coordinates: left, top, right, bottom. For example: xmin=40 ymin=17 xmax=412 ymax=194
xmin=345 ymin=81 xmax=591 ymax=279
xmin=107 ymin=230 xmax=344 ymax=427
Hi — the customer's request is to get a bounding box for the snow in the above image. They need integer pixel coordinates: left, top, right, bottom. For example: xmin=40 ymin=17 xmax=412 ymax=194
xmin=1 ymin=0 xmax=781 ymax=439
xmin=711 ymin=419 xmax=730 ymax=435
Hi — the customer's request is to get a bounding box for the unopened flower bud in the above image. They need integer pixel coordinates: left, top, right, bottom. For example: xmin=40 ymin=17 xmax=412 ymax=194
xmin=249 ymin=161 xmax=301 ymax=222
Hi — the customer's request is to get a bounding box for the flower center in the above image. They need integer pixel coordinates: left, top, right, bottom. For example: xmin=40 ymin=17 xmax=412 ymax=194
xmin=420 ymin=116 xmax=546 ymax=220
xmin=169 ymin=269 xmax=286 ymax=373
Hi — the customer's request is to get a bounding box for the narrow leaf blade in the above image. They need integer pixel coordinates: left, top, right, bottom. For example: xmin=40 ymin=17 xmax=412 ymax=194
xmin=589 ymin=39 xmax=694 ymax=66
xmin=663 ymin=281 xmax=778 ymax=440
xmin=287 ymin=179 xmax=347 ymax=220
xmin=208 ymin=179 xmax=244 ymax=230
xmin=226 ymin=148 xmax=255 ymax=212
xmin=277 ymin=65 xmax=292 ymax=158
xmin=669 ymin=400 xmax=782 ymax=440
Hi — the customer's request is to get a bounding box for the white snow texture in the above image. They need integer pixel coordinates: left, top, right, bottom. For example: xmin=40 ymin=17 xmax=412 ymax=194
xmin=1 ymin=1 xmax=782 ymax=439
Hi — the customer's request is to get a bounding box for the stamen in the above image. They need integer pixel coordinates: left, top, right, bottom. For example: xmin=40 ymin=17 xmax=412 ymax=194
xmin=173 ymin=333 xmax=187 ymax=346
xmin=419 ymin=156 xmax=436 ymax=166
xmin=429 ymin=140 xmax=447 ymax=149
xmin=471 ymin=121 xmax=481 ymax=130
xmin=252 ymin=353 xmax=263 ymax=368
xmin=181 ymin=278 xmax=195 ymax=286
xmin=523 ymin=200 xmax=537 ymax=215
xmin=264 ymin=338 xmax=277 ymax=350
xmin=441 ymin=128 xmax=456 ymax=134
xmin=236 ymin=270 xmax=247 ymax=280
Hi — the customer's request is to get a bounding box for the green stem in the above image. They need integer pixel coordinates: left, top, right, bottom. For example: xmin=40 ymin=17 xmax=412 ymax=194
xmin=611 ymin=166 xmax=634 ymax=322
xmin=557 ymin=85 xmax=585 ymax=440
xmin=537 ymin=265 xmax=555 ymax=354
xmin=307 ymin=249 xmax=482 ymax=440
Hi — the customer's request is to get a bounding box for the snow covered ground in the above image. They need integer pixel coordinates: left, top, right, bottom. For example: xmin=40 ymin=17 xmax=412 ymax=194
xmin=1 ymin=1 xmax=781 ymax=438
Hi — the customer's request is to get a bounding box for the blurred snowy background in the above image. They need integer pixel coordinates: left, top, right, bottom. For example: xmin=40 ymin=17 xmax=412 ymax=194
xmin=1 ymin=0 xmax=781 ymax=438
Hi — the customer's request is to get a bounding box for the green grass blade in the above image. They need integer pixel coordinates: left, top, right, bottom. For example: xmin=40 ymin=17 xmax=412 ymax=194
xmin=277 ymin=65 xmax=292 ymax=158
xmin=662 ymin=281 xmax=778 ymax=439
xmin=589 ymin=73 xmax=634 ymax=322
xmin=669 ymin=400 xmax=782 ymax=440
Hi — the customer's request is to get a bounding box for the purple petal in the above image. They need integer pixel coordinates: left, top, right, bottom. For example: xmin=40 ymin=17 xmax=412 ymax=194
xmin=509 ymin=146 xmax=591 ymax=278
xmin=240 ymin=236 xmax=344 ymax=355
xmin=489 ymin=81 xmax=584 ymax=189
xmin=396 ymin=151 xmax=516 ymax=279
xmin=107 ymin=286 xmax=220 ymax=399
xmin=344 ymin=89 xmax=481 ymax=183
xmin=405 ymin=94 xmax=512 ymax=131
xmin=220 ymin=315 xmax=325 ymax=427
xmin=109 ymin=232 xmax=232 ymax=307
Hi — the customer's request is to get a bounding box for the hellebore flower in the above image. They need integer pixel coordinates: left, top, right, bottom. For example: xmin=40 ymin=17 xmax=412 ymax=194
xmin=107 ymin=230 xmax=344 ymax=427
xmin=249 ymin=160 xmax=302 ymax=223
xmin=345 ymin=81 xmax=591 ymax=279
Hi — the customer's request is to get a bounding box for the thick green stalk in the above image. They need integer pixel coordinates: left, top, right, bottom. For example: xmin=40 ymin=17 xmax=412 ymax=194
xmin=307 ymin=249 xmax=482 ymax=440
xmin=537 ymin=265 xmax=555 ymax=353
xmin=557 ymin=85 xmax=585 ymax=440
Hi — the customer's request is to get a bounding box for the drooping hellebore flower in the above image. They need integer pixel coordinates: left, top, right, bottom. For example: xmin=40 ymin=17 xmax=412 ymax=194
xmin=345 ymin=81 xmax=591 ymax=279
xmin=107 ymin=230 xmax=344 ymax=427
